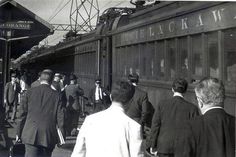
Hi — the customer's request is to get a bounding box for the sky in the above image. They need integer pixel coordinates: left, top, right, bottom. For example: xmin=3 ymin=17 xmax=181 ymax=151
xmin=10 ymin=0 xmax=134 ymax=46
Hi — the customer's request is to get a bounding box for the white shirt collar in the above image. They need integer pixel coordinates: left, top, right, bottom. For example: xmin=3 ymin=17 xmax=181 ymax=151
xmin=173 ymin=92 xmax=184 ymax=98
xmin=109 ymin=102 xmax=125 ymax=112
xmin=40 ymin=82 xmax=49 ymax=85
xmin=203 ymin=106 xmax=224 ymax=115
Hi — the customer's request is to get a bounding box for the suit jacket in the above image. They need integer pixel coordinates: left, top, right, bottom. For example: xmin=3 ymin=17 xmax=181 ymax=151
xmin=126 ymin=86 xmax=154 ymax=127
xmin=177 ymin=108 xmax=235 ymax=157
xmin=17 ymin=84 xmax=65 ymax=149
xmin=88 ymin=86 xmax=111 ymax=106
xmin=71 ymin=103 xmax=144 ymax=157
xmin=148 ymin=96 xmax=199 ymax=154
xmin=4 ymin=82 xmax=20 ymax=104
xmin=30 ymin=79 xmax=41 ymax=88
xmin=51 ymin=81 xmax=61 ymax=92
xmin=65 ymin=84 xmax=84 ymax=111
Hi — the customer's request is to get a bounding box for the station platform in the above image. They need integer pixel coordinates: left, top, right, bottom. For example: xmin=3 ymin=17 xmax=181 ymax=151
xmin=0 ymin=119 xmax=78 ymax=157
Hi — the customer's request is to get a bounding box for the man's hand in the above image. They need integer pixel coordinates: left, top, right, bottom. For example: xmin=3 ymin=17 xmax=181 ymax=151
xmin=150 ymin=147 xmax=158 ymax=156
xmin=15 ymin=135 xmax=21 ymax=143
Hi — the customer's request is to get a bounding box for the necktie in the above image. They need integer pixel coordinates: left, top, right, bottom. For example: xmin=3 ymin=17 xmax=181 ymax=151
xmin=13 ymin=83 xmax=16 ymax=91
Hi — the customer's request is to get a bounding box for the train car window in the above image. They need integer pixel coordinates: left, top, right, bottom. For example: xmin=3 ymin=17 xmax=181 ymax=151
xmin=115 ymin=48 xmax=121 ymax=76
xmin=132 ymin=45 xmax=140 ymax=75
xmin=167 ymin=39 xmax=176 ymax=80
xmin=146 ymin=42 xmax=155 ymax=79
xmin=119 ymin=47 xmax=126 ymax=77
xmin=140 ymin=43 xmax=147 ymax=79
xmin=124 ymin=46 xmax=129 ymax=76
xmin=179 ymin=37 xmax=188 ymax=79
xmin=192 ymin=35 xmax=203 ymax=77
xmin=224 ymin=29 xmax=236 ymax=89
xmin=126 ymin=46 xmax=132 ymax=75
xmin=75 ymin=52 xmax=96 ymax=76
xmin=207 ymin=32 xmax=219 ymax=78
xmin=156 ymin=41 xmax=165 ymax=79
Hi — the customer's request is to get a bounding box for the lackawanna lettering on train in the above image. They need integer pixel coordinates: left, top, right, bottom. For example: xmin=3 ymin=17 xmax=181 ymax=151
xmin=116 ymin=3 xmax=236 ymax=46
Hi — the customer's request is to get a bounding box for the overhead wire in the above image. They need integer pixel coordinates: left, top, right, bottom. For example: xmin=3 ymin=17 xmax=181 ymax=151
xmin=48 ymin=0 xmax=72 ymax=22
xmin=47 ymin=0 xmax=65 ymax=21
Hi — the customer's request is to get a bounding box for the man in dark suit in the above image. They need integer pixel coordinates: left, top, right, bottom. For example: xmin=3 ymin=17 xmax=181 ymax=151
xmin=126 ymin=73 xmax=154 ymax=137
xmin=16 ymin=69 xmax=65 ymax=157
xmin=146 ymin=78 xmax=199 ymax=157
xmin=88 ymin=78 xmax=111 ymax=113
xmin=4 ymin=73 xmax=20 ymax=122
xmin=65 ymin=74 xmax=84 ymax=136
xmin=176 ymin=78 xmax=235 ymax=157
xmin=51 ymin=73 xmax=62 ymax=92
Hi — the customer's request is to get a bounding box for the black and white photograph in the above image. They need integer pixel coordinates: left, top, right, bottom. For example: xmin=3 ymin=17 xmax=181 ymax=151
xmin=0 ymin=0 xmax=235 ymax=157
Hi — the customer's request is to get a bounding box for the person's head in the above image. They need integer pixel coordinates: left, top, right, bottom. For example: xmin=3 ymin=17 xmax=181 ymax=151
xmin=69 ymin=74 xmax=77 ymax=84
xmin=195 ymin=77 xmax=225 ymax=114
xmin=95 ymin=78 xmax=101 ymax=86
xmin=172 ymin=78 xmax=188 ymax=94
xmin=54 ymin=73 xmax=61 ymax=82
xmin=40 ymin=69 xmax=54 ymax=84
xmin=128 ymin=73 xmax=139 ymax=85
xmin=11 ymin=73 xmax=17 ymax=82
xmin=61 ymin=73 xmax=66 ymax=82
xmin=111 ymin=81 xmax=135 ymax=107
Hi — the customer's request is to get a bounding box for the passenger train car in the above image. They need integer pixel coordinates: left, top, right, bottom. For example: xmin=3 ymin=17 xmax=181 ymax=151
xmin=19 ymin=1 xmax=236 ymax=115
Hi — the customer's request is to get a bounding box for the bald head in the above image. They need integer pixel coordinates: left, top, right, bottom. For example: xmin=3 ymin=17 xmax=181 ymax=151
xmin=40 ymin=69 xmax=54 ymax=84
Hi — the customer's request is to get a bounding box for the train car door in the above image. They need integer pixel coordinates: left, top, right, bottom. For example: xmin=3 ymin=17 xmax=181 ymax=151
xmin=99 ymin=36 xmax=112 ymax=91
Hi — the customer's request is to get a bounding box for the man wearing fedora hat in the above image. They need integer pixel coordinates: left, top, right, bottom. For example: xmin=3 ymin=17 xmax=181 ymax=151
xmin=4 ymin=72 xmax=20 ymax=122
xmin=65 ymin=73 xmax=84 ymax=136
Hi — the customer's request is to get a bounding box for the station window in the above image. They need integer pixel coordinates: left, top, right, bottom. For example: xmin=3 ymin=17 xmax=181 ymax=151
xmin=156 ymin=41 xmax=165 ymax=79
xmin=192 ymin=35 xmax=203 ymax=77
xmin=167 ymin=39 xmax=176 ymax=79
xmin=178 ymin=37 xmax=188 ymax=78
xmin=224 ymin=29 xmax=236 ymax=88
xmin=207 ymin=32 xmax=219 ymax=78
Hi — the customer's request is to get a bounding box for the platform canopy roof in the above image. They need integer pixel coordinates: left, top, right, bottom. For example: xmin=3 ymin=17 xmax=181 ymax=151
xmin=0 ymin=0 xmax=54 ymax=59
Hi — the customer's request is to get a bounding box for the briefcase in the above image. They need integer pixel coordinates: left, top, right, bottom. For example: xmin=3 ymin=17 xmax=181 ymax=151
xmin=9 ymin=142 xmax=25 ymax=157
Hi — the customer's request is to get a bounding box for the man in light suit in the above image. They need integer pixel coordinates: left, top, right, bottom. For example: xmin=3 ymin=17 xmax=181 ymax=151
xmin=147 ymin=78 xmax=199 ymax=157
xmin=4 ymin=73 xmax=20 ymax=122
xmin=176 ymin=78 xmax=235 ymax=157
xmin=71 ymin=81 xmax=144 ymax=157
xmin=16 ymin=69 xmax=65 ymax=157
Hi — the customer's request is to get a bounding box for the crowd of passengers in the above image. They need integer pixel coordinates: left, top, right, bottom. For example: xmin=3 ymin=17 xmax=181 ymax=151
xmin=2 ymin=69 xmax=235 ymax=157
